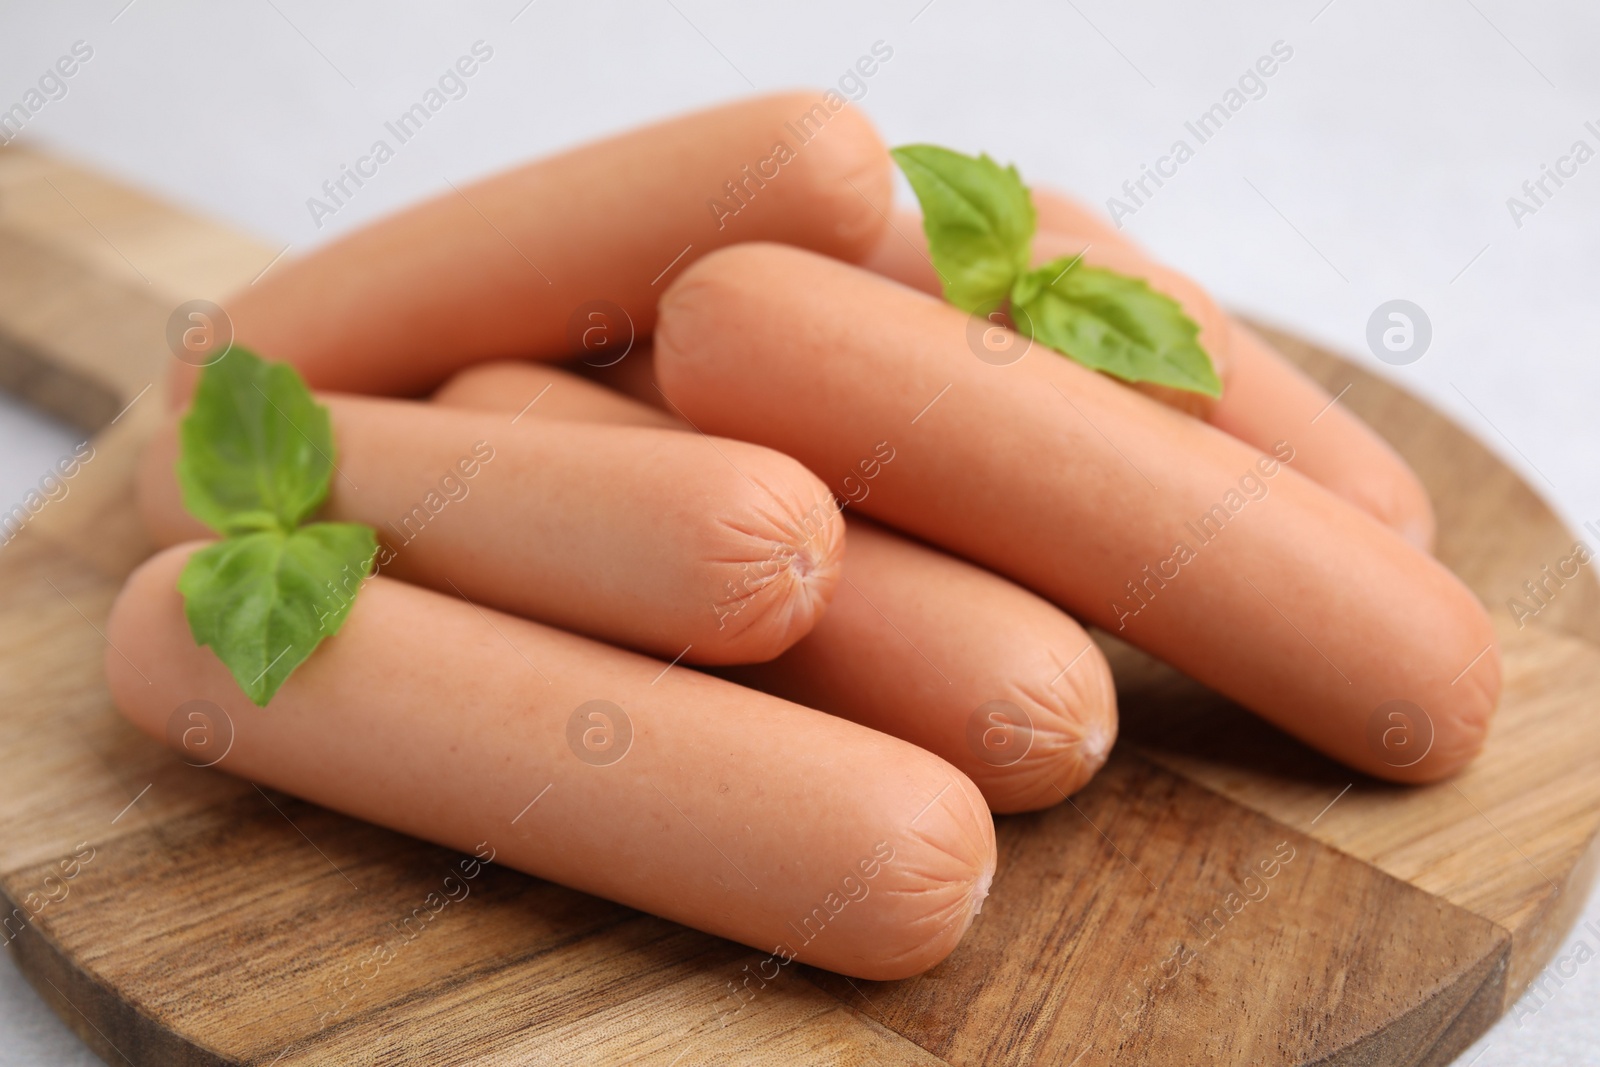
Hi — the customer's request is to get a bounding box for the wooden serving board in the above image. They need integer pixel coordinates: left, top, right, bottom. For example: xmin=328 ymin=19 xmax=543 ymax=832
xmin=2 ymin=144 xmax=1598 ymax=1067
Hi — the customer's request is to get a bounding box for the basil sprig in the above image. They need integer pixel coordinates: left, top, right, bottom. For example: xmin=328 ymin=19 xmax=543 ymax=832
xmin=176 ymin=348 xmax=377 ymax=705
xmin=891 ymin=144 xmax=1221 ymax=397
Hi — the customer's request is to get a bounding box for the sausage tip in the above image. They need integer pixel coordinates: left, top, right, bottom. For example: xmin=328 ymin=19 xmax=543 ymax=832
xmin=967 ymin=862 xmax=994 ymax=920
xmin=1399 ymin=513 xmax=1437 ymax=555
xmin=697 ymin=461 xmax=846 ymax=664
xmin=1077 ymin=721 xmax=1114 ymax=772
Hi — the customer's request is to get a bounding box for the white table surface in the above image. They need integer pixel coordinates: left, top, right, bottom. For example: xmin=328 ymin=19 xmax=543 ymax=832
xmin=2 ymin=2 xmax=1597 ymax=1063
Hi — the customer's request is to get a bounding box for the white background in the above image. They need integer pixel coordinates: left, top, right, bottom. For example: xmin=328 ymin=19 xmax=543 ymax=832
xmin=2 ymin=1 xmax=1598 ymax=1063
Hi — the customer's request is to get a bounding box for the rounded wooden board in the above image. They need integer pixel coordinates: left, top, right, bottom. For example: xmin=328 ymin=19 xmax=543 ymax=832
xmin=3 ymin=146 xmax=1599 ymax=1066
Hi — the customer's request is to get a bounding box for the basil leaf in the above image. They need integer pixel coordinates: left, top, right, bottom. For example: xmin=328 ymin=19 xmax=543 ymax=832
xmin=172 ymin=347 xmax=379 ymax=704
xmin=178 ymin=347 xmax=334 ymax=535
xmin=1011 ymin=257 xmax=1222 ymax=398
xmin=890 ymin=144 xmax=1035 ymax=314
xmin=177 ymin=523 xmax=378 ymax=706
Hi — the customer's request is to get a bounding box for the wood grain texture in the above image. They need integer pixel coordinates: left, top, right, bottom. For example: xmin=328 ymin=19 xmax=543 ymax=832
xmin=0 ymin=146 xmax=271 ymax=431
xmin=1 ymin=145 xmax=1597 ymax=1066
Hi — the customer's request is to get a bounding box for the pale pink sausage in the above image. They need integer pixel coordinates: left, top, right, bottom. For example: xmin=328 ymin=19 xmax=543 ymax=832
xmin=106 ymin=544 xmax=995 ymax=980
xmin=432 ymin=359 xmax=680 ymax=430
xmin=654 ymin=244 xmax=1500 ymax=783
xmin=136 ymin=396 xmax=844 ymax=666
xmin=175 ymin=93 xmax=892 ymax=400
xmin=434 ymin=361 xmax=1119 ymax=811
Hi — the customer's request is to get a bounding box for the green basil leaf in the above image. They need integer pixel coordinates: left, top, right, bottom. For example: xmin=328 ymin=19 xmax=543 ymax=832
xmin=890 ymin=144 xmax=1035 ymax=314
xmin=1011 ymin=257 xmax=1222 ymax=398
xmin=177 ymin=522 xmax=377 ymax=706
xmin=178 ymin=347 xmax=335 ymax=535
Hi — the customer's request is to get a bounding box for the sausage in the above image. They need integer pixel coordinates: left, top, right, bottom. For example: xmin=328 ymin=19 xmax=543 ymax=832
xmin=105 ymin=543 xmax=995 ymax=980
xmin=136 ymin=395 xmax=844 ymax=665
xmin=434 ymin=361 xmax=1119 ymax=811
xmin=177 ymin=93 xmax=892 ymax=400
xmin=863 ymin=206 xmax=1436 ymax=549
xmin=653 ymin=243 xmax=1500 ymax=783
xmin=432 ymin=358 xmax=680 ymax=430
